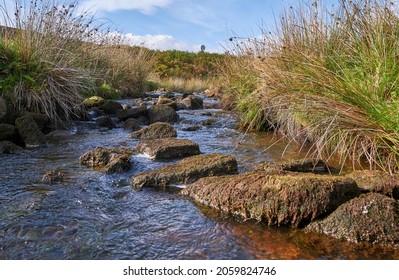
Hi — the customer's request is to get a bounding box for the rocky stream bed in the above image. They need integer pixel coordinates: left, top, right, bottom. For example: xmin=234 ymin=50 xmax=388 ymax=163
xmin=1 ymin=93 xmax=399 ymax=259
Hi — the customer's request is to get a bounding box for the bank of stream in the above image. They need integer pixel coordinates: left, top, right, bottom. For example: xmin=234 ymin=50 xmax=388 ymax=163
xmin=1 ymin=94 xmax=398 ymax=259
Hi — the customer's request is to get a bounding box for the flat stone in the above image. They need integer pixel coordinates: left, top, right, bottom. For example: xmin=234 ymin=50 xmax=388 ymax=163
xmin=182 ymin=172 xmax=360 ymax=227
xmin=255 ymin=159 xmax=331 ymax=174
xmin=136 ymin=138 xmax=200 ymax=159
xmin=306 ymin=193 xmax=399 ymax=245
xmin=130 ymin=153 xmax=238 ymax=189
xmin=346 ymin=170 xmax=399 ymax=199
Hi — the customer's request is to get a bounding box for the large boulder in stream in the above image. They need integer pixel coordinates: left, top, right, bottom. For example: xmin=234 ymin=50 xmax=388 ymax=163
xmin=346 ymin=170 xmax=399 ymax=199
xmin=179 ymin=95 xmax=204 ymax=110
xmin=130 ymin=122 xmax=177 ymax=139
xmin=306 ymin=193 xmax=399 ymax=245
xmin=182 ymin=172 xmax=360 ymax=227
xmin=136 ymin=138 xmax=200 ymax=159
xmin=79 ymin=147 xmax=136 ymax=174
xmin=15 ymin=116 xmax=46 ymax=148
xmin=99 ymin=100 xmax=123 ymax=115
xmin=130 ymin=153 xmax=238 ymax=189
xmin=148 ymin=105 xmax=179 ymax=124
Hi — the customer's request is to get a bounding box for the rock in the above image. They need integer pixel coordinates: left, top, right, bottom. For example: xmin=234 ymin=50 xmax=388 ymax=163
xmin=346 ymin=170 xmax=399 ymax=199
xmin=203 ymin=86 xmax=223 ymax=99
xmin=182 ymin=172 xmax=360 ymax=227
xmin=306 ymin=193 xmax=399 ymax=245
xmin=116 ymin=105 xmax=148 ymax=121
xmin=148 ymin=105 xmax=179 ymax=124
xmin=130 ymin=122 xmax=177 ymax=139
xmin=79 ymin=147 xmax=135 ymax=174
xmin=181 ymin=125 xmax=201 ymax=132
xmin=136 ymin=138 xmax=200 ymax=159
xmin=157 ymin=96 xmax=177 ymax=110
xmin=41 ymin=170 xmax=64 ymax=184
xmin=130 ymin=153 xmax=238 ymax=189
xmin=180 ymin=95 xmax=204 ymax=110
xmin=0 ymin=141 xmax=23 ymax=154
xmin=90 ymin=107 xmax=105 ymax=118
xmin=0 ymin=124 xmax=17 ymax=141
xmin=123 ymin=118 xmax=142 ymax=131
xmin=83 ymin=96 xmax=105 ymax=108
xmin=96 ymin=116 xmax=117 ymax=129
xmin=0 ymin=97 xmax=7 ymax=122
xmin=15 ymin=116 xmax=46 ymax=148
xmin=255 ymin=159 xmax=331 ymax=174
xmin=24 ymin=112 xmax=49 ymax=131
xmin=99 ymin=100 xmax=123 ymax=115
xmin=201 ymin=118 xmax=216 ymax=126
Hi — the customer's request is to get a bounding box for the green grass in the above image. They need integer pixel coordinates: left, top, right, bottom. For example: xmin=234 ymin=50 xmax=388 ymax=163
xmin=222 ymin=0 xmax=399 ymax=173
xmin=0 ymin=0 xmax=154 ymax=124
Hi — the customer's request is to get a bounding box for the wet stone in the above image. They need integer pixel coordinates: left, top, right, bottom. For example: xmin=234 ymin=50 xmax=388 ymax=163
xmin=130 ymin=122 xmax=177 ymax=139
xmin=136 ymin=138 xmax=200 ymax=159
xmin=130 ymin=153 xmax=238 ymax=189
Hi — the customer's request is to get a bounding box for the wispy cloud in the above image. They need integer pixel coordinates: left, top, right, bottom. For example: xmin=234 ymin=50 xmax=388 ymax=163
xmin=121 ymin=33 xmax=200 ymax=52
xmin=80 ymin=0 xmax=174 ymax=14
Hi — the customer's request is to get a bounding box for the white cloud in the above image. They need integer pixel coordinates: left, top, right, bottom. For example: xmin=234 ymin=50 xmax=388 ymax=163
xmin=80 ymin=0 xmax=173 ymax=14
xmin=121 ymin=33 xmax=200 ymax=52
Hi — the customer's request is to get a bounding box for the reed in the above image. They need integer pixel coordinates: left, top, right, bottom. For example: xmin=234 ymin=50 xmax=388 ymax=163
xmin=223 ymin=0 xmax=399 ymax=173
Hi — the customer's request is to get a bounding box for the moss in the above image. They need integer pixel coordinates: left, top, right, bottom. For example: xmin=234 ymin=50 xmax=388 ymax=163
xmin=182 ymin=172 xmax=360 ymax=227
xmin=306 ymin=193 xmax=399 ymax=245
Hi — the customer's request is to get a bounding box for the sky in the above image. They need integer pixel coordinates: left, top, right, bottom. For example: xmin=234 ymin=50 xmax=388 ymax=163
xmin=76 ymin=0 xmax=299 ymax=53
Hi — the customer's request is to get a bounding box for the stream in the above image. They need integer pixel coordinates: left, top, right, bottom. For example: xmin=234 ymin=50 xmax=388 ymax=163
xmin=1 ymin=94 xmax=399 ymax=259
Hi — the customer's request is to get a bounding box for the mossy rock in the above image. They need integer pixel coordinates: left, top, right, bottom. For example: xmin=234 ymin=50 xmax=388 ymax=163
xmin=99 ymin=100 xmax=123 ymax=115
xmin=79 ymin=147 xmax=136 ymax=174
xmin=255 ymin=159 xmax=331 ymax=174
xmin=24 ymin=112 xmax=50 ymax=131
xmin=148 ymin=105 xmax=179 ymax=124
xmin=130 ymin=122 xmax=177 ymax=139
xmin=306 ymin=193 xmax=399 ymax=245
xmin=15 ymin=116 xmax=46 ymax=148
xmin=346 ymin=170 xmax=399 ymax=199
xmin=182 ymin=172 xmax=360 ymax=227
xmin=130 ymin=153 xmax=238 ymax=189
xmin=136 ymin=138 xmax=200 ymax=159
xmin=83 ymin=96 xmax=105 ymax=108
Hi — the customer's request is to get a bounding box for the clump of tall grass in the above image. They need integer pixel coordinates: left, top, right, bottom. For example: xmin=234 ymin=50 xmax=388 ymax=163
xmin=224 ymin=0 xmax=399 ymax=173
xmin=0 ymin=0 xmax=154 ymax=124
xmin=153 ymin=76 xmax=213 ymax=94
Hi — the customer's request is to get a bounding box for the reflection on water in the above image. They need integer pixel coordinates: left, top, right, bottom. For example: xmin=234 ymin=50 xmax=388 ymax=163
xmin=0 ymin=98 xmax=398 ymax=259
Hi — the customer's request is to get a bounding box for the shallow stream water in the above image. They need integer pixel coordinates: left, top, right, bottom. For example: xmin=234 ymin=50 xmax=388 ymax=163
xmin=1 ymin=95 xmax=398 ymax=259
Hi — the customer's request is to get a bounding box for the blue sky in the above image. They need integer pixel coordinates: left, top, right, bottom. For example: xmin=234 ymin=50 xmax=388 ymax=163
xmin=78 ymin=0 xmax=299 ymax=53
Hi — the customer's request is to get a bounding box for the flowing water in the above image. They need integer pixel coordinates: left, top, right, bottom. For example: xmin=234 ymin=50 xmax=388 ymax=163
xmin=1 ymin=96 xmax=399 ymax=260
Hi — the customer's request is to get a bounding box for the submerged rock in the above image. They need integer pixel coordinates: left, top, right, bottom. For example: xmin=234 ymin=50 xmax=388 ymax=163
xmin=79 ymin=147 xmax=135 ymax=174
xmin=130 ymin=153 xmax=238 ymax=189
xmin=41 ymin=170 xmax=65 ymax=184
xmin=182 ymin=172 xmax=360 ymax=227
xmin=255 ymin=159 xmax=331 ymax=174
xmin=15 ymin=116 xmax=46 ymax=148
xmin=346 ymin=170 xmax=399 ymax=199
xmin=148 ymin=105 xmax=179 ymax=124
xmin=130 ymin=122 xmax=177 ymax=139
xmin=136 ymin=138 xmax=200 ymax=159
xmin=0 ymin=141 xmax=23 ymax=154
xmin=306 ymin=193 xmax=399 ymax=245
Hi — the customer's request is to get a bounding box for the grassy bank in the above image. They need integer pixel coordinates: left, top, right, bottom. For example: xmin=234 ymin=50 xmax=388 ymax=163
xmin=221 ymin=0 xmax=399 ymax=173
xmin=0 ymin=0 xmax=154 ymax=124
